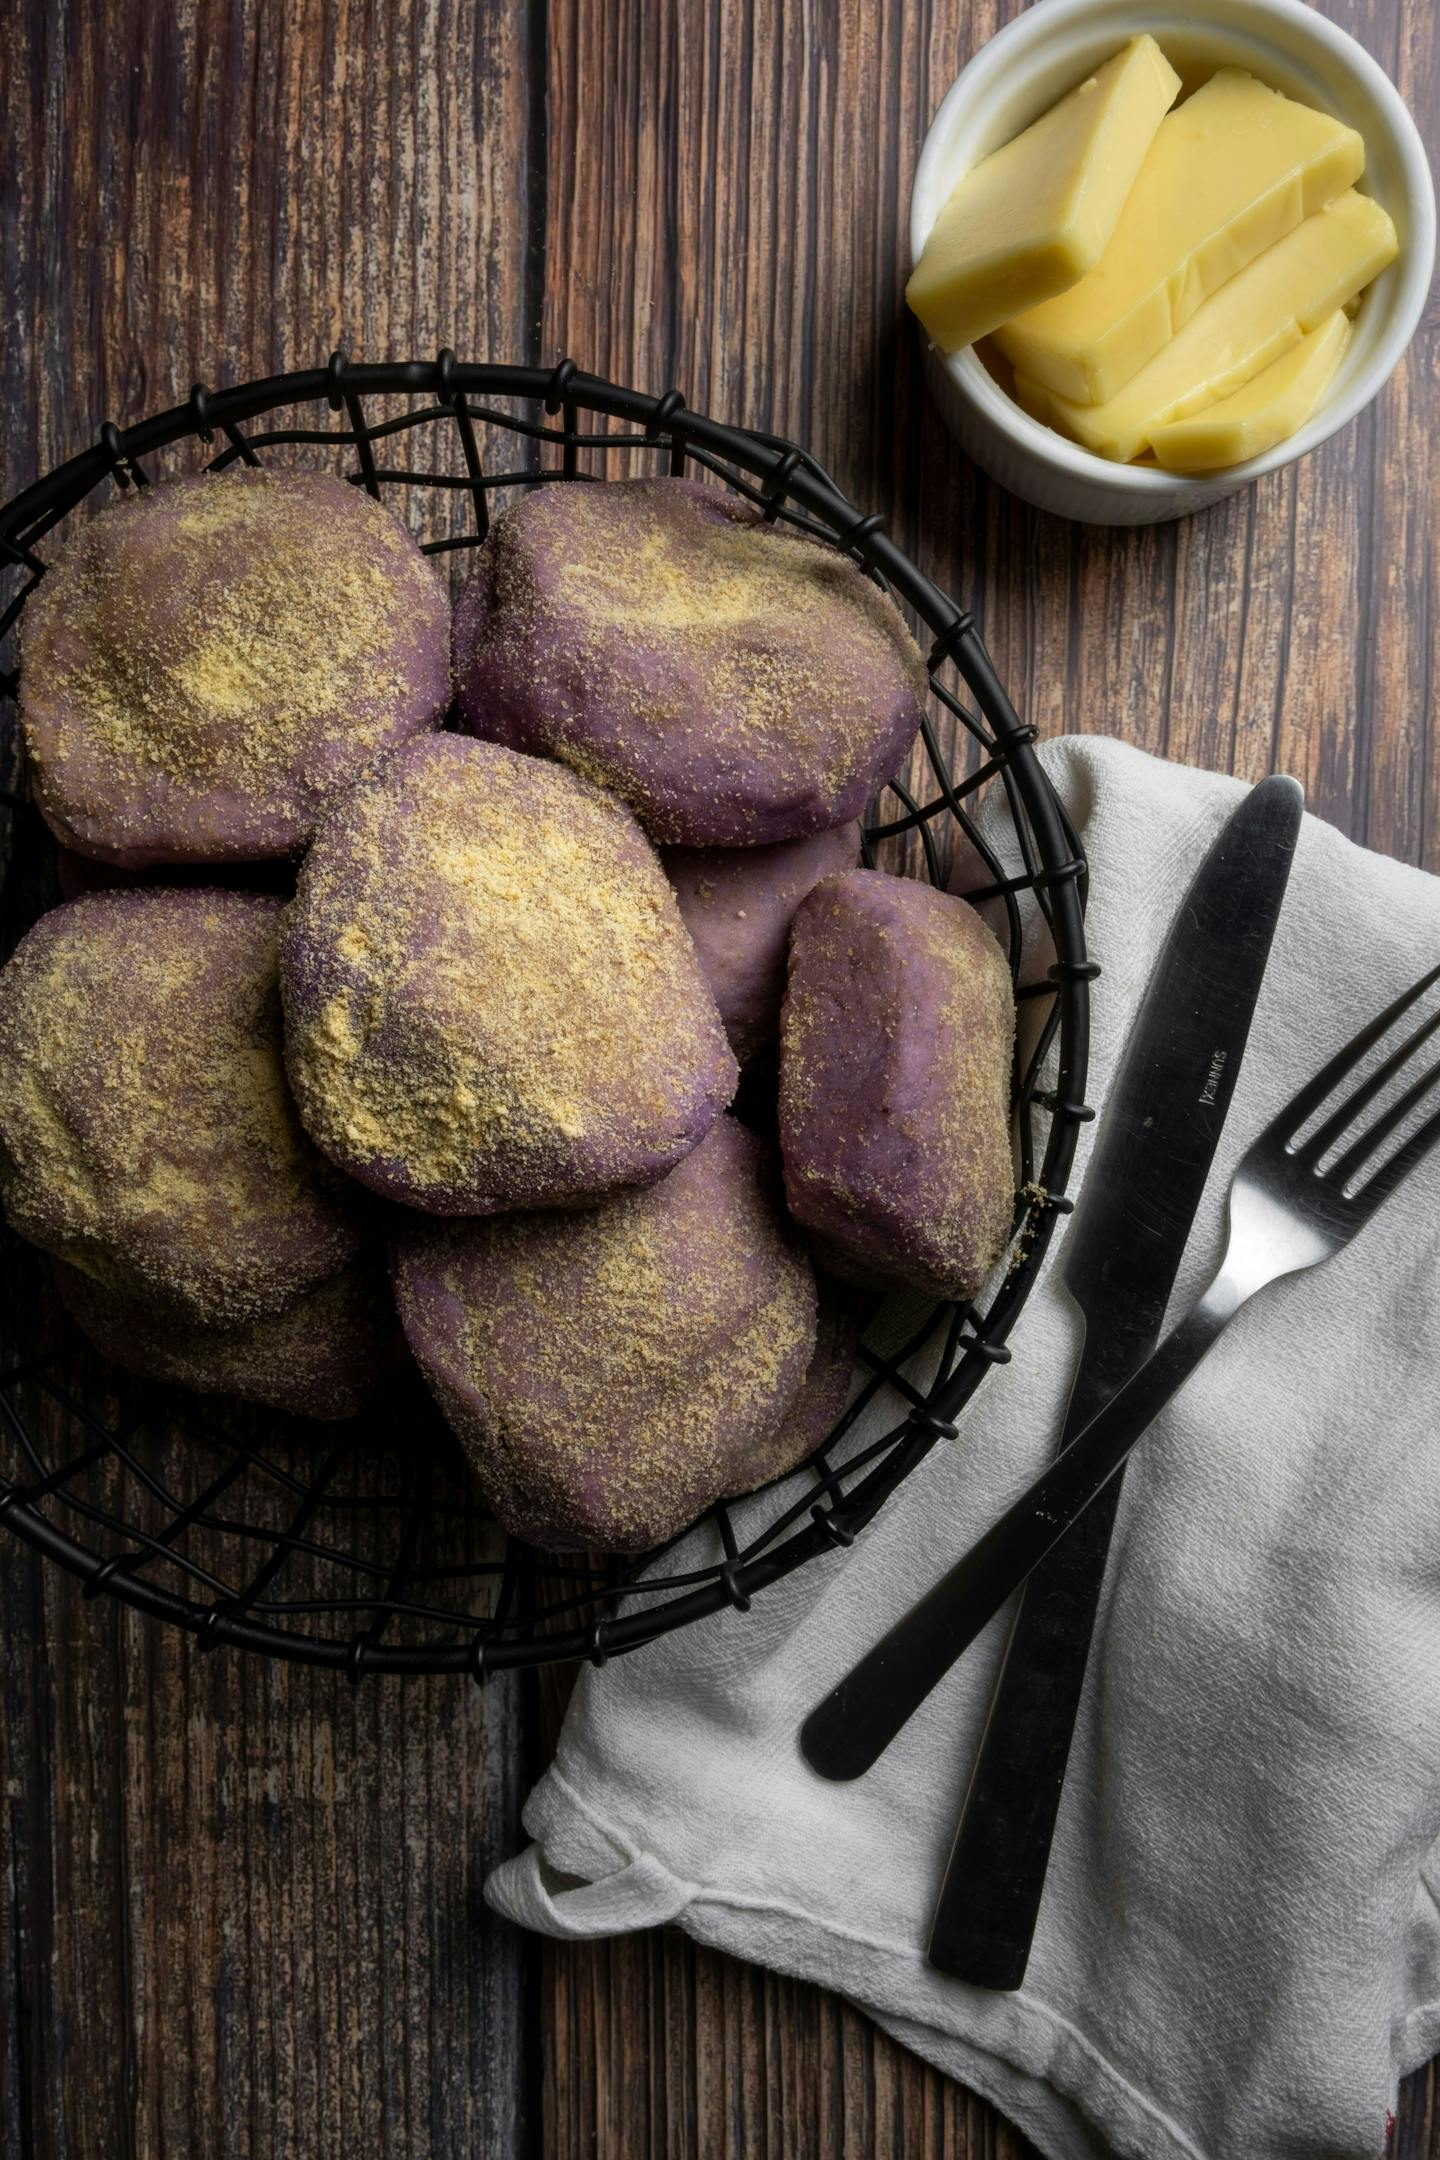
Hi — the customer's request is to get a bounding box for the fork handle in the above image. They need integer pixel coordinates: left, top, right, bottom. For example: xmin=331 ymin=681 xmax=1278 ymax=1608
xmin=799 ymin=1274 xmax=1247 ymax=1786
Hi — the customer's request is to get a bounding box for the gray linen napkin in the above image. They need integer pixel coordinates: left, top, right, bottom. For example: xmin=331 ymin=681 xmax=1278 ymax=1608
xmin=486 ymin=735 xmax=1440 ymax=2160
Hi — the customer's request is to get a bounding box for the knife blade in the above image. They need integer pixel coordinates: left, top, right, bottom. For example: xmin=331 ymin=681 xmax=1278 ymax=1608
xmin=924 ymin=769 xmax=1303 ymax=1984
xmin=797 ymin=775 xmax=1305 ymax=1821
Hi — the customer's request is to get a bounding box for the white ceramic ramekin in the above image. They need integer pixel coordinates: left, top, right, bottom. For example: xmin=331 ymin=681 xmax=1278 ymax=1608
xmin=909 ymin=0 xmax=1436 ymax=524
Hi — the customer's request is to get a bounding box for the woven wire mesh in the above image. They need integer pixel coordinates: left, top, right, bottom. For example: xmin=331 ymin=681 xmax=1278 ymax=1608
xmin=0 ymin=356 xmax=1094 ymax=1677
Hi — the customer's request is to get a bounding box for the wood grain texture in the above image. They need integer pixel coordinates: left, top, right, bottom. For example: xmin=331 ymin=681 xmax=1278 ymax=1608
xmin=0 ymin=0 xmax=1437 ymax=2154
xmin=0 ymin=2 xmax=539 ymax=2156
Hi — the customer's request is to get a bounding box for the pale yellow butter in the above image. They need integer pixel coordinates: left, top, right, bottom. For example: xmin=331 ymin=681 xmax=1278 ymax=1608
xmin=1017 ymin=190 xmax=1396 ymax=463
xmin=1149 ymin=309 xmax=1353 ymax=471
xmin=994 ymin=70 xmax=1365 ymax=404
xmin=1011 ymin=373 xmax=1057 ymax=429
xmin=905 ymin=37 xmax=1180 ymax=356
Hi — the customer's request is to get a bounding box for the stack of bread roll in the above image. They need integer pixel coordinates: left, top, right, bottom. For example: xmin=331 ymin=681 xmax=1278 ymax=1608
xmin=0 ymin=466 xmax=1016 ymax=1551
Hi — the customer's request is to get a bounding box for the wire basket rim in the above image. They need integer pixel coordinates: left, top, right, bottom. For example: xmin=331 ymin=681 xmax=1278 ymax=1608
xmin=0 ymin=354 xmax=1093 ymax=1677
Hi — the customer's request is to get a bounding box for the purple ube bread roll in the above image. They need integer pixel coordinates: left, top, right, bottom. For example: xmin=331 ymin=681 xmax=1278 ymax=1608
xmin=452 ymin=476 xmax=927 ymax=847
xmin=20 ymin=469 xmax=449 ymax=867
xmin=778 ymin=869 xmax=1015 ymax=1302
xmin=54 ymin=1252 xmax=402 ymax=1422
xmin=0 ymin=890 xmax=367 ymax=1324
xmin=392 ymin=1116 xmax=820 ymax=1551
xmin=281 ymin=734 xmax=736 ymax=1215
xmin=662 ymin=823 xmax=861 ymax=1063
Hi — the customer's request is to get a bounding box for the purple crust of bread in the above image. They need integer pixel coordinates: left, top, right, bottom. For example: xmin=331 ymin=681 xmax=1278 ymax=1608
xmin=451 ymin=476 xmax=927 ymax=847
xmin=0 ymin=890 xmax=369 ymax=1325
xmin=20 ymin=469 xmax=449 ymax=867
xmin=391 ymin=1116 xmax=819 ymax=1552
xmin=778 ymin=869 xmax=1016 ymax=1302
xmin=281 ymin=733 xmax=737 ymax=1216
xmin=662 ymin=823 xmax=861 ymax=1063
xmin=55 ymin=1251 xmax=404 ymax=1422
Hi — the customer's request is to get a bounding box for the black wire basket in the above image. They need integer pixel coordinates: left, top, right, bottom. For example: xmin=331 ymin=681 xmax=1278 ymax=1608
xmin=0 ymin=355 xmax=1094 ymax=1679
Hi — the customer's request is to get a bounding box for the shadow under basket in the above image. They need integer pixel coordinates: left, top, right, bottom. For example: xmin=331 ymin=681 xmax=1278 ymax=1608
xmin=0 ymin=355 xmax=1094 ymax=1680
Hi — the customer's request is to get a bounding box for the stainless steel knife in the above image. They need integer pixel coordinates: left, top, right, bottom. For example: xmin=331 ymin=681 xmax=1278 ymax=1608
xmin=797 ymin=775 xmax=1306 ymax=1867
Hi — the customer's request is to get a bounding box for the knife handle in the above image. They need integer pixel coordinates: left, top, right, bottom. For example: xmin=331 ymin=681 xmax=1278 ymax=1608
xmin=925 ymin=1467 xmax=1124 ymax=1986
xmin=924 ymin=1346 xmax=1141 ymax=1987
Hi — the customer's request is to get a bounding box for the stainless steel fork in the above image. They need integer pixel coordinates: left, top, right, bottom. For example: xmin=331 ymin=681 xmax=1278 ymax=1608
xmin=800 ymin=961 xmax=1440 ymax=1787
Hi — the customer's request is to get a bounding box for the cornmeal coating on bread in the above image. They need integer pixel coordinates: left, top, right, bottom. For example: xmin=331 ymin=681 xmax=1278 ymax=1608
xmin=282 ymin=734 xmax=737 ymax=1214
xmin=392 ymin=1116 xmax=819 ymax=1551
xmin=452 ymin=476 xmax=926 ymax=847
xmin=21 ymin=469 xmax=449 ymax=866
xmin=0 ymin=889 xmax=368 ymax=1323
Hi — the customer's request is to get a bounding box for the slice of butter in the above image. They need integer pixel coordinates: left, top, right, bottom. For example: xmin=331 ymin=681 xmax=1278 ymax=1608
xmin=1149 ymin=310 xmax=1353 ymax=471
xmin=1012 ymin=374 xmax=1059 ymax=429
xmin=905 ymin=37 xmax=1180 ymax=355
xmin=1017 ymin=189 xmax=1396 ymax=463
xmin=994 ymin=69 xmax=1365 ymax=404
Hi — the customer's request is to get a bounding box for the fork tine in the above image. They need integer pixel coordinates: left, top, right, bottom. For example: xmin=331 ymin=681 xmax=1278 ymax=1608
xmin=1270 ymin=960 xmax=1440 ymax=1142
xmin=1343 ymin=1096 xmax=1440 ymax=1217
xmin=1299 ymin=1005 xmax=1440 ymax=1162
xmin=1327 ymin=1056 xmax=1440 ymax=1190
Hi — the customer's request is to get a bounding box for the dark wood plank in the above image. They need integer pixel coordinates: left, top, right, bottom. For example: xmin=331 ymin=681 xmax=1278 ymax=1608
xmin=0 ymin=2 xmax=538 ymax=2155
xmin=536 ymin=0 xmax=1440 ymax=2154
xmin=2 ymin=1554 xmax=531 ymax=2160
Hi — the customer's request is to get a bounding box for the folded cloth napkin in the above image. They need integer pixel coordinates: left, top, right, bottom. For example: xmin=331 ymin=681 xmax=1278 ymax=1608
xmin=487 ymin=735 xmax=1440 ymax=2160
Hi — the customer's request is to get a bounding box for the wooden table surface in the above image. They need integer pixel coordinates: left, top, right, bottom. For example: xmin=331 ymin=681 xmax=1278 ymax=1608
xmin=2 ymin=2 xmax=1437 ymax=2154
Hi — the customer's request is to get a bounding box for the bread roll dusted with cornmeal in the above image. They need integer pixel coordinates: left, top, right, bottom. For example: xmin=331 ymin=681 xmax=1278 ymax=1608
xmin=392 ymin=1116 xmax=821 ymax=1551
xmin=281 ymin=733 xmax=737 ymax=1215
xmin=0 ymin=890 xmax=368 ymax=1324
xmin=20 ymin=469 xmax=449 ymax=867
xmin=778 ymin=869 xmax=1015 ymax=1302
xmin=452 ymin=476 xmax=927 ymax=847
xmin=54 ymin=1251 xmax=402 ymax=1422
